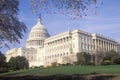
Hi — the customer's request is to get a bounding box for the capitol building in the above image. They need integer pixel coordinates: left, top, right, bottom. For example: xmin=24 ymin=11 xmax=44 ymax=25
xmin=6 ymin=18 xmax=120 ymax=67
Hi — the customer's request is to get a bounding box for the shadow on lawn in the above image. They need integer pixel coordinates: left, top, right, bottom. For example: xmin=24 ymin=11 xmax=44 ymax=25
xmin=0 ymin=74 xmax=119 ymax=80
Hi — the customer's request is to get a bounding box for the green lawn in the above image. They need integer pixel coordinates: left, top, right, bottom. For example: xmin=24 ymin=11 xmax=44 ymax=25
xmin=0 ymin=65 xmax=120 ymax=76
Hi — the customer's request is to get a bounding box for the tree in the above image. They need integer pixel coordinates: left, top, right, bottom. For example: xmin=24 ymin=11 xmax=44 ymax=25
xmin=0 ymin=0 xmax=26 ymax=48
xmin=113 ymin=56 xmax=120 ymax=64
xmin=101 ymin=60 xmax=112 ymax=65
xmin=0 ymin=51 xmax=8 ymax=73
xmin=30 ymin=0 xmax=98 ymax=19
xmin=0 ymin=51 xmax=6 ymax=64
xmin=76 ymin=52 xmax=85 ymax=65
xmin=8 ymin=57 xmax=16 ymax=70
xmin=93 ymin=51 xmax=105 ymax=65
xmin=76 ymin=52 xmax=94 ymax=65
xmin=8 ymin=56 xmax=29 ymax=70
xmin=51 ymin=62 xmax=57 ymax=67
xmin=102 ymin=50 xmax=120 ymax=65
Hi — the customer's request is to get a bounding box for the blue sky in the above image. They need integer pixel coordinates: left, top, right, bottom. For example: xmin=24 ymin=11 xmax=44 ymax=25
xmin=1 ymin=0 xmax=120 ymax=54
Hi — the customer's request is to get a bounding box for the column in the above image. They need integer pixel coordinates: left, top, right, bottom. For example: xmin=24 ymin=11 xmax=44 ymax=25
xmin=110 ymin=43 xmax=112 ymax=50
xmin=109 ymin=43 xmax=111 ymax=50
xmin=104 ymin=41 xmax=107 ymax=52
xmin=38 ymin=40 xmax=40 ymax=45
xmin=95 ymin=39 xmax=97 ymax=52
xmin=108 ymin=42 xmax=110 ymax=51
xmin=37 ymin=40 xmax=38 ymax=45
xmin=35 ymin=40 xmax=37 ymax=45
xmin=102 ymin=40 xmax=104 ymax=52
xmin=34 ymin=40 xmax=36 ymax=45
xmin=114 ymin=43 xmax=117 ymax=52
xmin=107 ymin=42 xmax=109 ymax=51
xmin=93 ymin=39 xmax=95 ymax=53
xmin=105 ymin=41 xmax=107 ymax=52
xmin=111 ymin=43 xmax=113 ymax=50
xmin=33 ymin=41 xmax=35 ymax=45
xmin=101 ymin=40 xmax=103 ymax=51
xmin=98 ymin=39 xmax=100 ymax=51
xmin=40 ymin=40 xmax=42 ymax=45
xmin=112 ymin=43 xmax=114 ymax=50
xmin=100 ymin=40 xmax=102 ymax=50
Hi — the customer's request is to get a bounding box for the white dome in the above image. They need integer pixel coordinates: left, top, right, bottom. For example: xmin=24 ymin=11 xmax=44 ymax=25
xmin=26 ymin=18 xmax=50 ymax=48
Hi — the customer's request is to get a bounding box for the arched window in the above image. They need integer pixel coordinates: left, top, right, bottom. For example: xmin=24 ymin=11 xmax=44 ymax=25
xmin=55 ymin=54 xmax=57 ymax=58
xmin=52 ymin=55 xmax=54 ymax=58
xmin=60 ymin=53 xmax=62 ymax=56
xmin=66 ymin=52 xmax=68 ymax=55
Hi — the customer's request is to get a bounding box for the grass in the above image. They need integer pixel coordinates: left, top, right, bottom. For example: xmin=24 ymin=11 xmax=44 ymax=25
xmin=0 ymin=65 xmax=120 ymax=76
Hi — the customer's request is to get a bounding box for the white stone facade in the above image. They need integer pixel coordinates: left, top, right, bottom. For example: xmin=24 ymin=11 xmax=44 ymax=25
xmin=6 ymin=18 xmax=120 ymax=67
